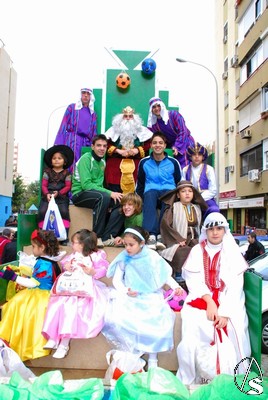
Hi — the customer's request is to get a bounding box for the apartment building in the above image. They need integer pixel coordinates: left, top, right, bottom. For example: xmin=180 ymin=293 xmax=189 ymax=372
xmin=0 ymin=45 xmax=17 ymax=226
xmin=216 ymin=0 xmax=268 ymax=234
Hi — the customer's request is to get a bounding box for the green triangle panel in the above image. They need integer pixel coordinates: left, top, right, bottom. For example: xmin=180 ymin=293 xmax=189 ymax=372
xmin=113 ymin=50 xmax=151 ymax=71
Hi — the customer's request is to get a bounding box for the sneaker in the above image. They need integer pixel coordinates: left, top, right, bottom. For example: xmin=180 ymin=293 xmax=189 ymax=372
xmin=147 ymin=235 xmax=157 ymax=250
xmin=102 ymin=235 xmax=115 ymax=247
xmin=52 ymin=344 xmax=69 ymax=359
xmin=97 ymin=238 xmax=104 ymax=248
xmin=43 ymin=339 xmax=58 ymax=349
xmin=156 ymin=235 xmax=166 ymax=250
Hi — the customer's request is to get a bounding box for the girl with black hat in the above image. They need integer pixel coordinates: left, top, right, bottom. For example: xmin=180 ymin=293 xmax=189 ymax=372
xmin=37 ymin=145 xmax=74 ymax=245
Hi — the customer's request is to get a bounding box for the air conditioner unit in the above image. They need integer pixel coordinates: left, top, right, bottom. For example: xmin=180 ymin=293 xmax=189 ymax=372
xmin=241 ymin=129 xmax=252 ymax=139
xmin=230 ymin=55 xmax=238 ymax=68
xmin=229 ymin=165 xmax=235 ymax=172
xmin=248 ymin=169 xmax=261 ymax=182
xmin=224 ymin=145 xmax=229 ymax=153
xmin=222 ymin=71 xmax=228 ymax=80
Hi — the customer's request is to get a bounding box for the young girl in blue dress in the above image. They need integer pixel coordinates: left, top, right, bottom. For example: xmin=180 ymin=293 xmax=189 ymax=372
xmin=102 ymin=226 xmax=183 ymax=368
xmin=0 ymin=229 xmax=61 ymax=361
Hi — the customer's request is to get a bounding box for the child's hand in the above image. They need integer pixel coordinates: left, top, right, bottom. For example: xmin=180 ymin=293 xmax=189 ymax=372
xmin=64 ymin=261 xmax=73 ymax=272
xmin=127 ymin=288 xmax=138 ymax=297
xmin=174 ymin=286 xmax=184 ymax=296
xmin=214 ymin=316 xmax=228 ymax=330
xmin=114 ymin=236 xmax=123 ymax=246
xmin=178 ymin=241 xmax=186 ymax=247
xmin=53 ymin=191 xmax=58 ymax=198
xmin=47 ymin=194 xmax=52 ymax=202
xmin=81 ymin=264 xmax=96 ymax=276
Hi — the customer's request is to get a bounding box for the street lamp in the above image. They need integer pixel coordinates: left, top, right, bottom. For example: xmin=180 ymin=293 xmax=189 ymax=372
xmin=176 ymin=57 xmax=220 ymax=204
xmin=46 ymin=105 xmax=67 ymax=149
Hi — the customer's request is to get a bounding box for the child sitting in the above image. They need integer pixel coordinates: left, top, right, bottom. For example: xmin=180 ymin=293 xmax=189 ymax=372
xmin=42 ymin=229 xmax=109 ymax=359
xmin=102 ymin=226 xmax=183 ymax=369
xmin=37 ymin=144 xmax=74 ymax=245
xmin=112 ymin=193 xmax=143 ymax=247
xmin=0 ymin=229 xmax=62 ymax=361
xmin=182 ymin=142 xmax=220 ymax=217
xmin=176 ymin=213 xmax=251 ymax=384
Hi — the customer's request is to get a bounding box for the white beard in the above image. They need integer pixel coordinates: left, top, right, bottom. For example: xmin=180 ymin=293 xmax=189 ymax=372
xmin=112 ymin=114 xmax=144 ymax=150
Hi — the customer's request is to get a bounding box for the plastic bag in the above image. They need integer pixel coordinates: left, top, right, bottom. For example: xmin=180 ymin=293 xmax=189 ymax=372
xmin=105 ymin=350 xmax=146 ymax=380
xmin=51 ymin=269 xmax=94 ymax=297
xmin=0 ymin=370 xmax=104 ymax=400
xmin=42 ymin=195 xmax=67 ymax=241
xmin=18 ymin=251 xmax=36 ymax=269
xmin=113 ymin=367 xmax=190 ymax=400
xmin=0 ymin=339 xmax=35 ymax=380
xmin=195 ymin=328 xmax=237 ymax=381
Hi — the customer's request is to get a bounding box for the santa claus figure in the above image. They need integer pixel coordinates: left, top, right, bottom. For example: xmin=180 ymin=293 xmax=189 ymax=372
xmin=105 ymin=106 xmax=153 ymax=194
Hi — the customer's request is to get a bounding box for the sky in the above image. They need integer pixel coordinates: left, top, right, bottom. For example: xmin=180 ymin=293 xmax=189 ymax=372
xmin=1 ymin=0 xmax=216 ymax=182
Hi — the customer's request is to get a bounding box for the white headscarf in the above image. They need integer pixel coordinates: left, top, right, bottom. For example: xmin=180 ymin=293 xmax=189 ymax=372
xmin=147 ymin=97 xmax=169 ymax=128
xmin=75 ymin=88 xmax=95 ymax=112
xmin=199 ymin=212 xmax=248 ymax=275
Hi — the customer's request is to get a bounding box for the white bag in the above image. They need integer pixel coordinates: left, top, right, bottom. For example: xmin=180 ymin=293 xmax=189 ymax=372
xmin=105 ymin=350 xmax=146 ymax=380
xmin=195 ymin=328 xmax=237 ymax=381
xmin=42 ymin=195 xmax=67 ymax=241
xmin=0 ymin=339 xmax=35 ymax=380
xmin=51 ymin=269 xmax=94 ymax=297
xmin=18 ymin=251 xmax=36 ymax=268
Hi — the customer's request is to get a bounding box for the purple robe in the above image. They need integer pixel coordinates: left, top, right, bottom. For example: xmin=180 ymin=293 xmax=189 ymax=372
xmin=149 ymin=110 xmax=194 ymax=169
xmin=54 ymin=103 xmax=97 ymax=171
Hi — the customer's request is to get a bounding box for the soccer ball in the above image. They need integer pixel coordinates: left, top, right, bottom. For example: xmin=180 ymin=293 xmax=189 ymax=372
xmin=116 ymin=73 xmax=131 ymax=89
xmin=141 ymin=58 xmax=157 ymax=75
xmin=164 ymin=288 xmax=187 ymax=311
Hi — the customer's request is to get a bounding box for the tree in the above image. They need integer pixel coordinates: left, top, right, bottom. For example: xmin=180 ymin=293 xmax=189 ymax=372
xmin=12 ymin=175 xmax=26 ymax=212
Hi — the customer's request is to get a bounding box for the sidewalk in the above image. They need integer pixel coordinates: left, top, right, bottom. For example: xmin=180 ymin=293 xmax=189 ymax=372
xmin=262 ymin=354 xmax=268 ymax=377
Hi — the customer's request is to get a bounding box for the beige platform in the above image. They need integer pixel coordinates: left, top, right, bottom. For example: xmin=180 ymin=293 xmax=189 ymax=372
xmin=69 ymin=205 xmax=93 ymax=238
xmin=25 ymin=313 xmax=181 ymax=372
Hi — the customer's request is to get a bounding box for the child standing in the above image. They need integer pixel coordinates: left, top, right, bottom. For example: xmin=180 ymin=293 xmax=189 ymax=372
xmin=0 ymin=230 xmax=61 ymax=361
xmin=37 ymin=144 xmax=74 ymax=245
xmin=176 ymin=213 xmax=251 ymax=385
xmin=42 ymin=229 xmax=109 ymax=359
xmin=102 ymin=226 xmax=183 ymax=369
xmin=111 ymin=193 xmax=143 ymax=247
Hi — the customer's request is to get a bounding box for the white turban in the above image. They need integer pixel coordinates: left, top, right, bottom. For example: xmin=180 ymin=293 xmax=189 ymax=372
xmin=147 ymin=97 xmax=169 ymax=128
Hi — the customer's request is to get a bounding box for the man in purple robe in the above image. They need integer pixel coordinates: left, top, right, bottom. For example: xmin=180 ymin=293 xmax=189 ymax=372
xmin=147 ymin=97 xmax=195 ymax=169
xmin=54 ymin=88 xmax=97 ymax=172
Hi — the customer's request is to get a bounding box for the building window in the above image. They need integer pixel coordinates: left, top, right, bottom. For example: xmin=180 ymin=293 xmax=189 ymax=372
xmin=224 ymin=91 xmax=229 ymax=109
xmin=223 ymin=22 xmax=228 ymax=43
xmin=262 ymin=86 xmax=268 ymax=111
xmin=240 ymin=145 xmax=262 ymax=176
xmin=255 ymin=0 xmax=261 ymax=19
xmin=240 ymin=44 xmax=263 ymax=84
xmin=225 ymin=167 xmax=230 ymax=183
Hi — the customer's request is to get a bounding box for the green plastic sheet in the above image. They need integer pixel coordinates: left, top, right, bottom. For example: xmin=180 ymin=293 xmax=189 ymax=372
xmin=0 ymin=370 xmax=104 ymax=400
xmin=112 ymin=367 xmax=189 ymax=400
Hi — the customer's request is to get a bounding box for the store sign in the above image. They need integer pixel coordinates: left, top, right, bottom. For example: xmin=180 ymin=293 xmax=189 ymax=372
xmin=229 ymin=197 xmax=264 ymax=208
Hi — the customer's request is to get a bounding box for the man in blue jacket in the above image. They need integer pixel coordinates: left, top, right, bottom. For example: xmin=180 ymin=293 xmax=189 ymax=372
xmin=136 ymin=132 xmax=182 ymax=250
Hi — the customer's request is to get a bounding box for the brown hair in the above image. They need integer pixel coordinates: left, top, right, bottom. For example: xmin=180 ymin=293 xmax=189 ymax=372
xmin=31 ymin=230 xmax=60 ymax=257
xmin=71 ymin=229 xmax=98 ymax=256
xmin=120 ymin=193 xmax=142 ymax=215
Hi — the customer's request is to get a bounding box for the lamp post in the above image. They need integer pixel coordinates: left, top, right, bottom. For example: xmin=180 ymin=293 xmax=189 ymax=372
xmin=176 ymin=58 xmax=220 ymax=204
xmin=46 ymin=105 xmax=67 ymax=149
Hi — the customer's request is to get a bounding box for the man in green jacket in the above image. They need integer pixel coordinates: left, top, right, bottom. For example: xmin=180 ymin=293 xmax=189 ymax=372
xmin=72 ymin=134 xmax=124 ymax=246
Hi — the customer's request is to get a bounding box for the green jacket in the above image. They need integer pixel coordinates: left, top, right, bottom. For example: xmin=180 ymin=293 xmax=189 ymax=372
xmin=71 ymin=152 xmax=112 ymax=196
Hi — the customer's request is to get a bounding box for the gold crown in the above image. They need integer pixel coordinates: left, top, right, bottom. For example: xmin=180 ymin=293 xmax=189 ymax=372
xmin=123 ymin=106 xmax=134 ymax=115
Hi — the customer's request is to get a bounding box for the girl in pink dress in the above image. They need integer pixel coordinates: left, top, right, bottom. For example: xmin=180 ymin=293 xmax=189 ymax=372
xmin=42 ymin=229 xmax=109 ymax=358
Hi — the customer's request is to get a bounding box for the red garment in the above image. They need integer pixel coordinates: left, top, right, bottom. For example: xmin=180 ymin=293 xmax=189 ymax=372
xmin=0 ymin=236 xmax=11 ymax=264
